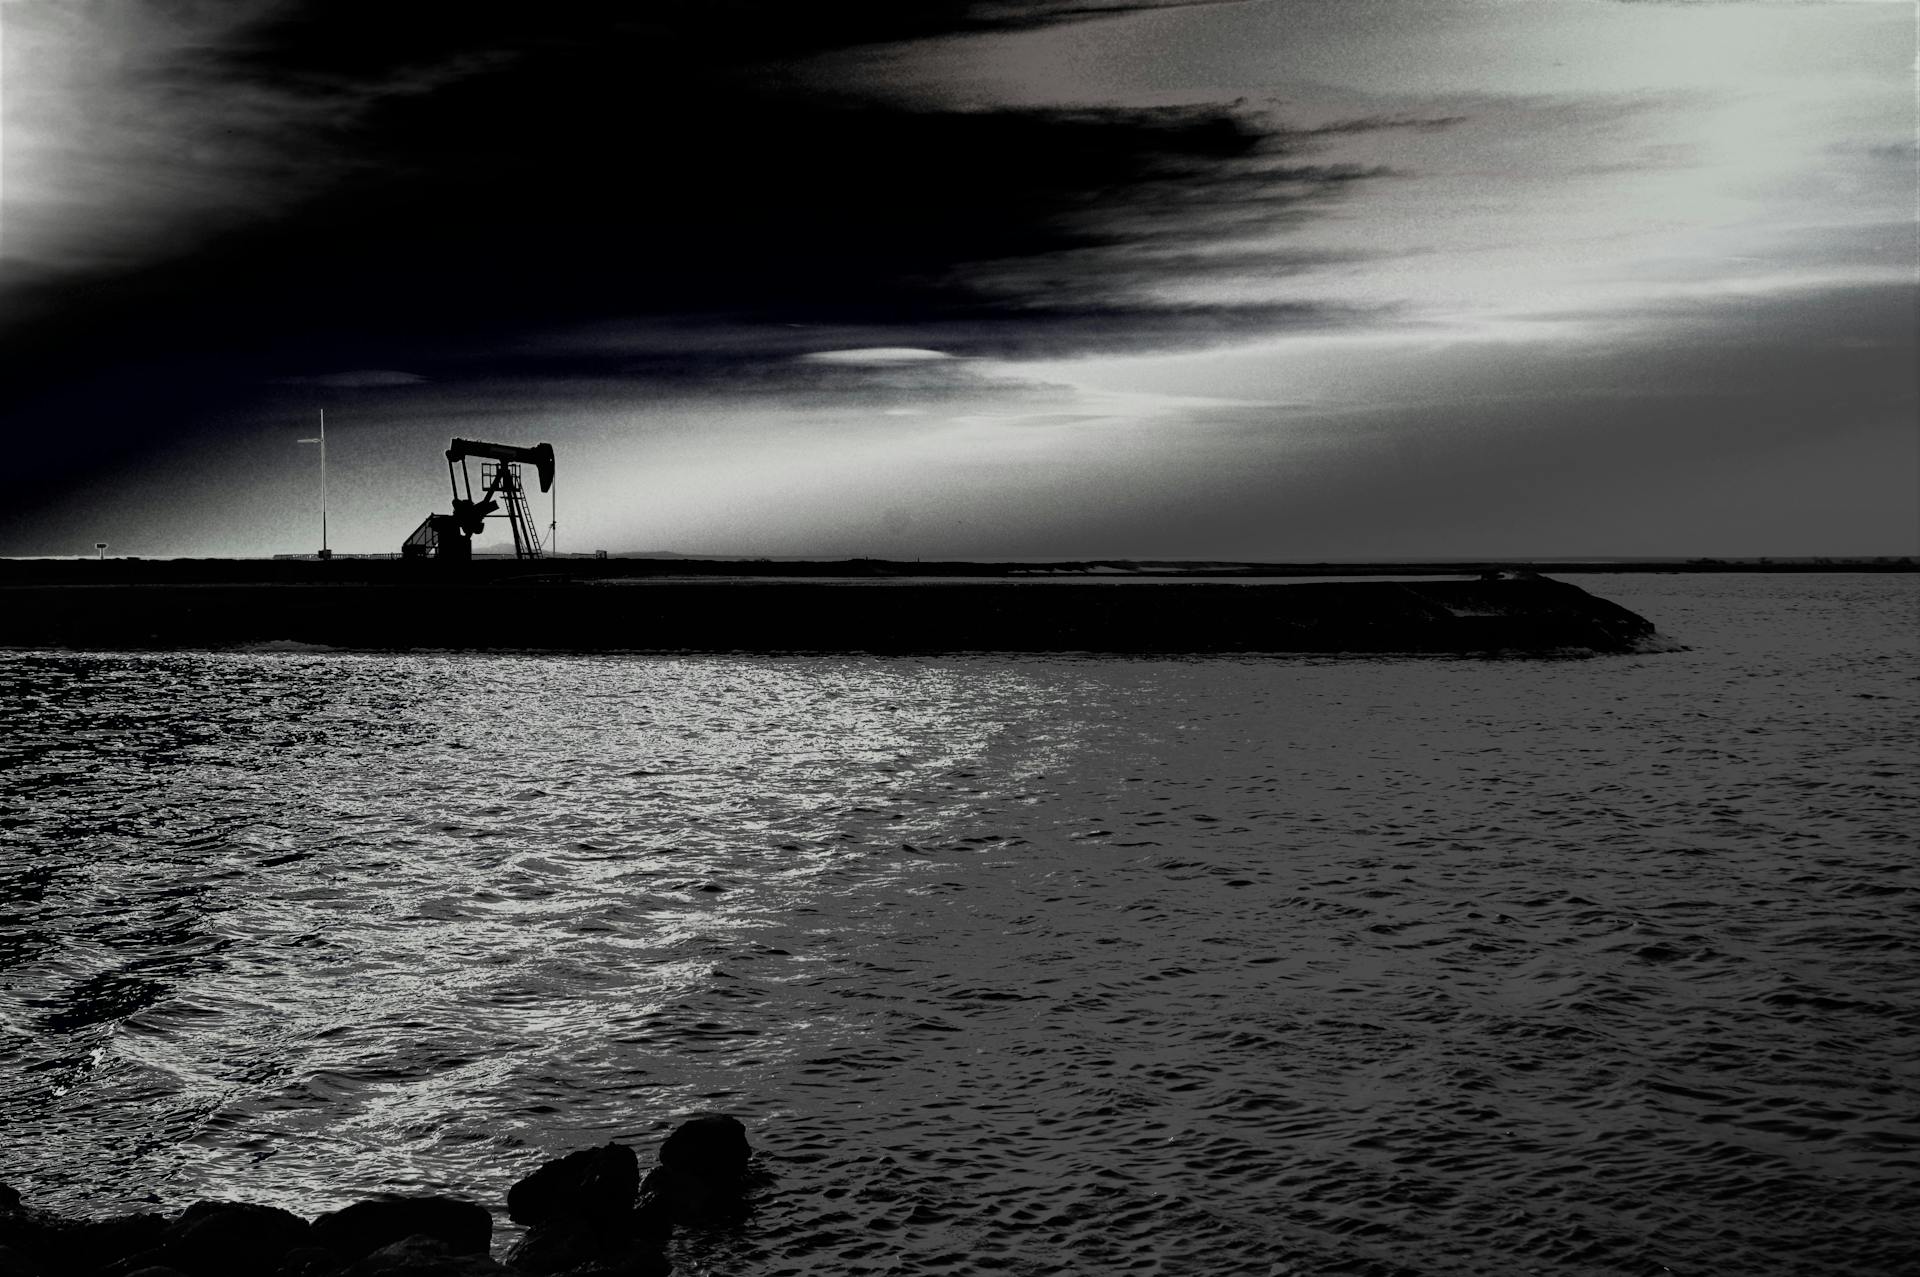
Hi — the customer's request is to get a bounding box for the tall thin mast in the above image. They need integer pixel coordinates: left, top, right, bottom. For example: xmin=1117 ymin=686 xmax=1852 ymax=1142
xmin=320 ymin=409 xmax=328 ymax=556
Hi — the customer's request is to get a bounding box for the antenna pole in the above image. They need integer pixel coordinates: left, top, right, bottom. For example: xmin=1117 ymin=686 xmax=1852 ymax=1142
xmin=320 ymin=409 xmax=328 ymax=556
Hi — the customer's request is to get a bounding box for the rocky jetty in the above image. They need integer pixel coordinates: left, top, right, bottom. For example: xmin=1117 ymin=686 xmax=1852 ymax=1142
xmin=0 ymin=1117 xmax=749 ymax=1277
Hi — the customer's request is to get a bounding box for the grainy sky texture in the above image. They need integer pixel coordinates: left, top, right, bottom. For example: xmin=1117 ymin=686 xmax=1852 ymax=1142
xmin=1 ymin=0 xmax=1913 ymax=558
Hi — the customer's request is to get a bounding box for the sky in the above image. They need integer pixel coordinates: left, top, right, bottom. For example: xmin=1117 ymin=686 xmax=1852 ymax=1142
xmin=1 ymin=0 xmax=1913 ymax=560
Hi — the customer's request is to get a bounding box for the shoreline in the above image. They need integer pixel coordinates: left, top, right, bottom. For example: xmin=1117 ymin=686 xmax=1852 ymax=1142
xmin=0 ymin=556 xmax=1911 ymax=585
xmin=0 ymin=572 xmax=1663 ymax=654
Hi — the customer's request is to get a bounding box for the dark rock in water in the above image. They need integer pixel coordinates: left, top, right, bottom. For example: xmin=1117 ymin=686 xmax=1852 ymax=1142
xmin=502 ymin=1224 xmax=663 ymax=1277
xmin=657 ymin=1116 xmax=749 ymax=1185
xmin=0 ymin=1184 xmax=20 ymax=1211
xmin=500 ymin=1225 xmax=594 ymax=1276
xmin=504 ymin=1143 xmax=669 ymax=1277
xmin=0 ymin=1211 xmax=52 ymax=1271
xmin=67 ymin=1213 xmax=171 ymax=1272
xmin=506 ymin=1143 xmax=639 ymax=1230
xmin=274 ymin=1247 xmax=348 ymax=1277
xmin=312 ymin=1199 xmax=491 ymax=1261
xmin=504 ymin=1198 xmax=670 ymax=1277
xmin=0 ymin=1244 xmax=50 ymax=1277
xmin=162 ymin=1201 xmax=312 ymax=1277
xmin=640 ymin=1115 xmax=753 ymax=1227
xmin=0 ymin=1205 xmax=170 ymax=1276
xmin=636 ymin=1167 xmax=729 ymax=1228
xmin=340 ymin=1236 xmax=509 ymax=1277
xmin=0 ymin=1213 xmax=48 ymax=1267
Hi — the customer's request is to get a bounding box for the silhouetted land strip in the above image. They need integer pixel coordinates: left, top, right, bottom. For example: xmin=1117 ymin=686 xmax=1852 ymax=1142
xmin=0 ymin=562 xmax=1665 ymax=654
xmin=0 ymin=556 xmax=1911 ymax=587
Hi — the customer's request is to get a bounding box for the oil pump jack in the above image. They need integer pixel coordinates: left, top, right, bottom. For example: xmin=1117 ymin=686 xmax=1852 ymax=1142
xmin=401 ymin=438 xmax=555 ymax=561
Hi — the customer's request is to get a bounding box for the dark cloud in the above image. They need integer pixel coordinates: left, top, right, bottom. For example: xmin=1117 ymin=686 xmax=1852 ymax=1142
xmin=270 ymin=370 xmax=429 ymax=389
xmin=2 ymin=0 xmax=1401 ymax=515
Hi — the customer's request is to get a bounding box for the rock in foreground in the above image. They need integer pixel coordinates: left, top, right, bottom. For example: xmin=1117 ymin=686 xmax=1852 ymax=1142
xmin=313 ymin=1199 xmax=493 ymax=1262
xmin=0 ymin=1114 xmax=756 ymax=1277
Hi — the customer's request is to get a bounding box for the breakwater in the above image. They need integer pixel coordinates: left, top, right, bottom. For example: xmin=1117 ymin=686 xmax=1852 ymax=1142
xmin=0 ymin=565 xmax=1659 ymax=653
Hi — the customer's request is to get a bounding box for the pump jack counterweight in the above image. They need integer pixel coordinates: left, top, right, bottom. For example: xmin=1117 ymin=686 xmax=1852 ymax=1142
xmin=402 ymin=438 xmax=556 ymax=561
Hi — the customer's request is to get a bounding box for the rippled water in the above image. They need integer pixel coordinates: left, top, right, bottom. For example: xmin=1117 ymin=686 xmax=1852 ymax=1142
xmin=3 ymin=574 xmax=1916 ymax=1276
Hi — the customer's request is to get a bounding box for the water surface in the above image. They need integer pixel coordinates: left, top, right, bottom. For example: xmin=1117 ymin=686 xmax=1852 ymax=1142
xmin=2 ymin=574 xmax=1915 ymax=1275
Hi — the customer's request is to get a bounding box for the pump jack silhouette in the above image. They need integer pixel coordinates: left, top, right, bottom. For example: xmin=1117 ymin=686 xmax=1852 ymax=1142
xmin=401 ymin=438 xmax=555 ymax=561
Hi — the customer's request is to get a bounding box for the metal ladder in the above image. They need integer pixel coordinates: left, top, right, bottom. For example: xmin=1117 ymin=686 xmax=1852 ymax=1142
xmin=482 ymin=461 xmax=544 ymax=558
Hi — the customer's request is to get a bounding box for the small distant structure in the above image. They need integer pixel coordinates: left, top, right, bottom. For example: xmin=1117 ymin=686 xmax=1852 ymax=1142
xmin=402 ymin=438 xmax=555 ymax=561
xmin=94 ymin=542 xmax=108 ymax=561
xmin=296 ymin=411 xmax=331 ymax=559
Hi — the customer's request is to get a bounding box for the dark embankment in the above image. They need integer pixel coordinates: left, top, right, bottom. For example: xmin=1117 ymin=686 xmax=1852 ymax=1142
xmin=0 ymin=562 xmax=1662 ymax=654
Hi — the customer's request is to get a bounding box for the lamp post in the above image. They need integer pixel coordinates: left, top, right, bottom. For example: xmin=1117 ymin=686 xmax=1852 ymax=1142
xmin=296 ymin=410 xmax=329 ymax=559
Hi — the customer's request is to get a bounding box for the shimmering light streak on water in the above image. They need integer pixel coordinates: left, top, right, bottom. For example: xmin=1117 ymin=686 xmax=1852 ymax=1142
xmin=1 ymin=575 xmax=1916 ymax=1276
